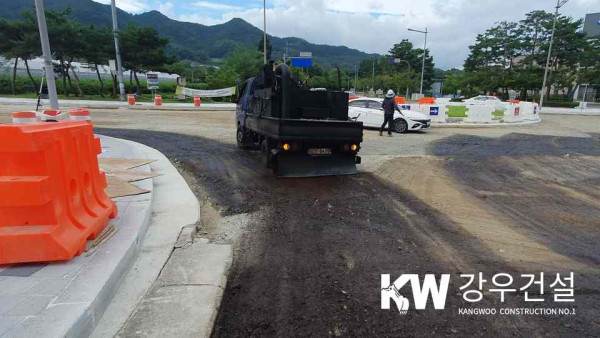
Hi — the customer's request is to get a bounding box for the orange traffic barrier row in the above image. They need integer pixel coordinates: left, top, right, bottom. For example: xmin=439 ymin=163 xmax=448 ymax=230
xmin=394 ymin=96 xmax=405 ymax=104
xmin=11 ymin=108 xmax=93 ymax=124
xmin=419 ymin=97 xmax=435 ymax=104
xmin=0 ymin=117 xmax=117 ymax=264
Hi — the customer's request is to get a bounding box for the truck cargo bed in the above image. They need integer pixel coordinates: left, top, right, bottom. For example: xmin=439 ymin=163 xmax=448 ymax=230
xmin=245 ymin=116 xmax=363 ymax=142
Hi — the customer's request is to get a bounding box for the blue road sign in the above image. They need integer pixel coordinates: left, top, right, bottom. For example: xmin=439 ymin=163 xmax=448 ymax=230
xmin=430 ymin=107 xmax=439 ymax=116
xmin=291 ymin=58 xmax=312 ymax=68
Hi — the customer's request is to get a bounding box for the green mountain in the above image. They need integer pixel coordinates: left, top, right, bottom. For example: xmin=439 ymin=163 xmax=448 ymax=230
xmin=2 ymin=0 xmax=378 ymax=69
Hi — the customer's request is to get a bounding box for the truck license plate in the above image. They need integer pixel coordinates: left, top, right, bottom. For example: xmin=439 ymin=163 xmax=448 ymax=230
xmin=308 ymin=148 xmax=332 ymax=156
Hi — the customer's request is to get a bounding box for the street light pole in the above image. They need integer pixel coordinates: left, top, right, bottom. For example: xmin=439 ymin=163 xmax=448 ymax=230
xmin=34 ymin=0 xmax=59 ymax=109
xmin=263 ymin=0 xmax=267 ymax=65
xmin=539 ymin=0 xmax=569 ymax=110
xmin=111 ymin=0 xmax=126 ymax=101
xmin=408 ymin=27 xmax=428 ymax=96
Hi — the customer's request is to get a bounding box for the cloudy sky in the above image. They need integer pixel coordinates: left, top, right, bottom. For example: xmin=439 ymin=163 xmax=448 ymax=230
xmin=93 ymin=0 xmax=600 ymax=69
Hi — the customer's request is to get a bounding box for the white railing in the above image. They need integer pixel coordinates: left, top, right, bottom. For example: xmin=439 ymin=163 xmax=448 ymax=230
xmin=414 ymin=101 xmax=540 ymax=124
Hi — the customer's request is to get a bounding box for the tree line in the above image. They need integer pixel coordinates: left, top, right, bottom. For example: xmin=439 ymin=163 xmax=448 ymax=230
xmin=0 ymin=7 xmax=174 ymax=97
xmin=444 ymin=10 xmax=599 ymax=101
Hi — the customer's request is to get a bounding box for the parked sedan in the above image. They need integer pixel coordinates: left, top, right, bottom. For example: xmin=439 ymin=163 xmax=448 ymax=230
xmin=348 ymin=98 xmax=431 ymax=133
xmin=463 ymin=95 xmax=502 ymax=105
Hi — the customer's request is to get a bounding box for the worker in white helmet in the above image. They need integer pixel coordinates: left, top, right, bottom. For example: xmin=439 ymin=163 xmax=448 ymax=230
xmin=380 ymin=89 xmax=401 ymax=136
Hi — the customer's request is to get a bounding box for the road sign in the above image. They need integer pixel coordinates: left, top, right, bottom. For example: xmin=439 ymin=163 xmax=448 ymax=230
xmin=389 ymin=58 xmax=402 ymax=64
xmin=146 ymin=73 xmax=159 ymax=90
xmin=430 ymin=107 xmax=439 ymax=116
xmin=299 ymin=52 xmax=312 ymax=58
xmin=291 ymin=58 xmax=312 ymax=68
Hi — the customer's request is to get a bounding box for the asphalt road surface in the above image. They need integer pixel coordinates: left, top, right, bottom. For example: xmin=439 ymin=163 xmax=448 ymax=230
xmin=1 ymin=105 xmax=598 ymax=337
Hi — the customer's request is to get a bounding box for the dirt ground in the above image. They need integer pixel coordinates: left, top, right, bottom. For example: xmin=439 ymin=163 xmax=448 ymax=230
xmin=1 ymin=105 xmax=598 ymax=336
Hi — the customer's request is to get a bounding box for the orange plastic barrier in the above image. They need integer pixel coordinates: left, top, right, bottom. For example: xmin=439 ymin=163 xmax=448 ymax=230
xmin=419 ymin=97 xmax=435 ymax=104
xmin=154 ymin=94 xmax=162 ymax=106
xmin=193 ymin=95 xmax=201 ymax=107
xmin=127 ymin=94 xmax=136 ymax=105
xmin=0 ymin=121 xmax=117 ymax=264
xmin=394 ymin=96 xmax=405 ymax=104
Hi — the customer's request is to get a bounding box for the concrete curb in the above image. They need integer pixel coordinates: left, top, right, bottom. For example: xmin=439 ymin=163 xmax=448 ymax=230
xmin=0 ymin=98 xmax=235 ymax=111
xmin=431 ymin=119 xmax=541 ymax=128
xmin=91 ymin=136 xmax=200 ymax=337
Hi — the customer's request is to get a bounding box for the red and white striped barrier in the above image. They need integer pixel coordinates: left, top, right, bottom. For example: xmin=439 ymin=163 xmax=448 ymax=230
xmin=12 ymin=111 xmax=37 ymax=124
xmin=69 ymin=108 xmax=91 ymax=121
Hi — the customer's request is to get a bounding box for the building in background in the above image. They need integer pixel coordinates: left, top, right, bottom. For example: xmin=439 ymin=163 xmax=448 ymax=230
xmin=583 ymin=13 xmax=600 ymax=37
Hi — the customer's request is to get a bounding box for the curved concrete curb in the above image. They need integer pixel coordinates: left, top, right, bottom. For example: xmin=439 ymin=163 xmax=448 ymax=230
xmin=431 ymin=119 xmax=541 ymax=128
xmin=91 ymin=136 xmax=201 ymax=337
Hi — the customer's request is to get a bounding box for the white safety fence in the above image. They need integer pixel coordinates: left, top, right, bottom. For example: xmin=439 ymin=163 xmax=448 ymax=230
xmin=413 ymin=101 xmax=540 ymax=124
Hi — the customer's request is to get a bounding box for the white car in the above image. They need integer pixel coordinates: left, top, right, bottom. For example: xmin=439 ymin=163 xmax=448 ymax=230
xmin=348 ymin=98 xmax=431 ymax=133
xmin=463 ymin=95 xmax=502 ymax=105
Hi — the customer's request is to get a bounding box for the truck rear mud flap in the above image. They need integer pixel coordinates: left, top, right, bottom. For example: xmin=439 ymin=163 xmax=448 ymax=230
xmin=275 ymin=153 xmax=360 ymax=178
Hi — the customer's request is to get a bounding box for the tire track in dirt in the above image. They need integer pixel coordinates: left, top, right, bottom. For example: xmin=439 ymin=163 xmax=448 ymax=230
xmin=95 ymin=129 xmax=596 ymax=337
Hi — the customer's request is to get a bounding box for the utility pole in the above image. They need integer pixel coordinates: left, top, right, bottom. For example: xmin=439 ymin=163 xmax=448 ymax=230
xmin=354 ymin=65 xmax=358 ymax=92
xmin=408 ymin=27 xmax=428 ymax=95
xmin=34 ymin=0 xmax=59 ymax=110
xmin=372 ymin=58 xmax=375 ymax=93
xmin=540 ymin=0 xmax=569 ymax=110
xmin=263 ymin=0 xmax=267 ymax=65
xmin=111 ymin=0 xmax=126 ymax=101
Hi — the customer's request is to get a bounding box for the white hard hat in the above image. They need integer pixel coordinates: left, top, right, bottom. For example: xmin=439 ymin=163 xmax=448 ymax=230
xmin=386 ymin=89 xmax=395 ymax=98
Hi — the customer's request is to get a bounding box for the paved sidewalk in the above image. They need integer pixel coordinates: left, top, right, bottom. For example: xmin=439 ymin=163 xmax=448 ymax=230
xmin=0 ymin=97 xmax=236 ymax=111
xmin=0 ymin=136 xmax=154 ymax=337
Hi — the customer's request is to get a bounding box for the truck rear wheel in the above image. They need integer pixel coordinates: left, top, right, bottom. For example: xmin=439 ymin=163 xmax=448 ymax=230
xmin=237 ymin=127 xmax=251 ymax=149
xmin=261 ymin=140 xmax=272 ymax=169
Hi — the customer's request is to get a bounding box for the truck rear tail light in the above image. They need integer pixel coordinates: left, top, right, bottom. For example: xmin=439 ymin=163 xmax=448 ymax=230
xmin=351 ymin=144 xmax=359 ymax=151
xmin=282 ymin=143 xmax=291 ymax=151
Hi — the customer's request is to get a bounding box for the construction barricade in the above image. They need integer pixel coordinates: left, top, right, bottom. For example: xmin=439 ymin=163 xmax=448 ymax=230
xmin=465 ymin=105 xmax=495 ymax=123
xmin=11 ymin=111 xmax=37 ymax=124
xmin=193 ymin=95 xmax=201 ymax=107
xmin=69 ymin=108 xmax=92 ymax=121
xmin=519 ymin=102 xmax=540 ymax=121
xmin=419 ymin=97 xmax=435 ymax=104
xmin=417 ymin=104 xmax=447 ymax=123
xmin=503 ymin=104 xmax=524 ymax=123
xmin=0 ymin=120 xmax=117 ymax=264
xmin=127 ymin=94 xmax=136 ymax=105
